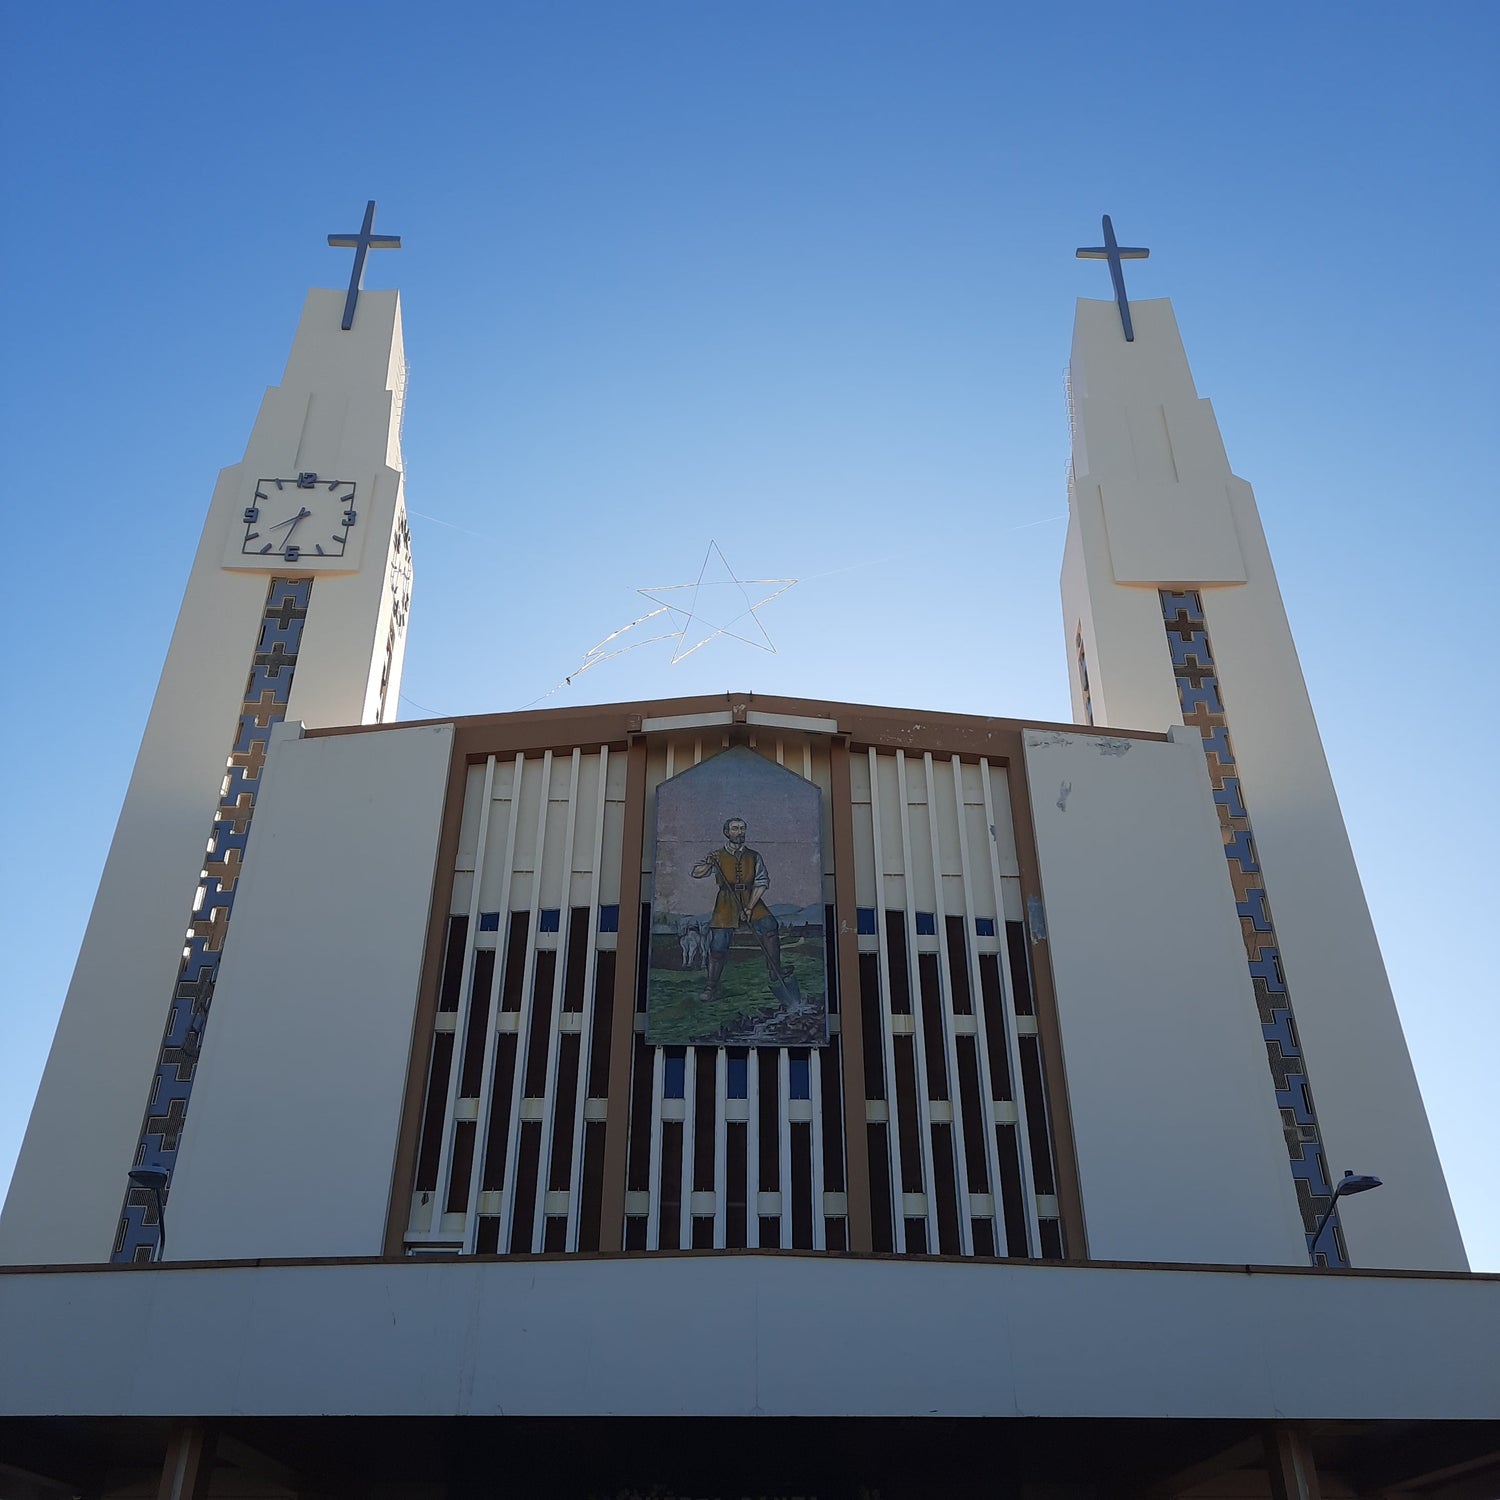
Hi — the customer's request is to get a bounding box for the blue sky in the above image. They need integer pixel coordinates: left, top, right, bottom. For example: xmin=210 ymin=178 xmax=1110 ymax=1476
xmin=3 ymin=2 xmax=1496 ymax=1266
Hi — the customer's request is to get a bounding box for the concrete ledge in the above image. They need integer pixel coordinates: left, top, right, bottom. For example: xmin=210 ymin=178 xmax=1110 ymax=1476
xmin=2 ymin=1254 xmax=1496 ymax=1420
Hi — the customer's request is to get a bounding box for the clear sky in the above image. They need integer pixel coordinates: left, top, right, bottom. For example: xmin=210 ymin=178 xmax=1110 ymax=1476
xmin=3 ymin=2 xmax=1496 ymax=1266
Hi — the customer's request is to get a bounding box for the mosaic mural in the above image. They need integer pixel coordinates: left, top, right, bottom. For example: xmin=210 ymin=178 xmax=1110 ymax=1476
xmin=648 ymin=747 xmax=827 ymax=1047
xmin=1159 ymin=589 xmax=1346 ymax=1265
xmin=112 ymin=577 xmax=313 ymax=1262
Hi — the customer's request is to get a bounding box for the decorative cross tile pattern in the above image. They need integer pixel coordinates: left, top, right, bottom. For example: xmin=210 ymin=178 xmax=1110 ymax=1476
xmin=112 ymin=577 xmax=314 ymax=1263
xmin=1159 ymin=589 xmax=1346 ymax=1266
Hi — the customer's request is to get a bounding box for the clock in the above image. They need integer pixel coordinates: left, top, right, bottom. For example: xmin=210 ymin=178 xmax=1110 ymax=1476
xmin=241 ymin=474 xmax=357 ymax=561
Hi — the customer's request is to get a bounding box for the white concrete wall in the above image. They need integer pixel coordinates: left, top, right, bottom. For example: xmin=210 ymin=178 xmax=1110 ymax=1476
xmin=1024 ymin=726 xmax=1308 ymax=1266
xmin=0 ymin=536 xmax=282 ymax=1265
xmin=246 ymin=292 xmax=411 ymax=729
xmin=2 ymin=1256 xmax=1494 ymax=1419
xmin=1201 ymin=499 xmax=1463 ymax=1272
xmin=1062 ymin=296 xmax=1466 ymax=1271
xmin=168 ymin=721 xmax=452 ymax=1261
xmin=1069 ymin=299 xmax=1247 ymax=588
xmin=1061 ymin=479 xmax=1185 ymax=736
xmin=0 ymin=290 xmax=410 ymax=1266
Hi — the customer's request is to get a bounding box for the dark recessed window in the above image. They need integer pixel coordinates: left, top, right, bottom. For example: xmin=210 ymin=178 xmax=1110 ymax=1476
xmin=727 ymin=1050 xmax=749 ymax=1099
xmin=789 ymin=1053 xmax=811 ymax=1100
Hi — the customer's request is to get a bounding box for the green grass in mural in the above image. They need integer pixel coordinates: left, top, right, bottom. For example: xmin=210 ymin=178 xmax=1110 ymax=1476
xmin=647 ymin=934 xmax=826 ymax=1045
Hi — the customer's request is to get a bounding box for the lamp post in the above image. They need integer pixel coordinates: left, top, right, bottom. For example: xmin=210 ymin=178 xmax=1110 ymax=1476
xmin=127 ymin=1164 xmax=170 ymax=1262
xmin=1309 ymin=1170 xmax=1382 ymax=1265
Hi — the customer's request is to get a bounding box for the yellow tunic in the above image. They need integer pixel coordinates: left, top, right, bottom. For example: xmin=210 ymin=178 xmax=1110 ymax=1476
xmin=706 ymin=847 xmax=772 ymax=929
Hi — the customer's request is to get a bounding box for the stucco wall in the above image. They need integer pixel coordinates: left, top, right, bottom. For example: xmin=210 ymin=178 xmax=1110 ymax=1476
xmin=1024 ymin=726 xmax=1307 ymax=1265
xmin=1061 ymin=296 xmax=1465 ymax=1271
xmin=167 ymin=720 xmax=452 ymax=1260
xmin=0 ymin=291 xmax=410 ymax=1267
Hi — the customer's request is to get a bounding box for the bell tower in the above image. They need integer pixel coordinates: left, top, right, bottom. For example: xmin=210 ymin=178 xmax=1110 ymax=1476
xmin=1060 ymin=219 xmax=1464 ymax=1270
xmin=0 ymin=206 xmax=415 ymax=1264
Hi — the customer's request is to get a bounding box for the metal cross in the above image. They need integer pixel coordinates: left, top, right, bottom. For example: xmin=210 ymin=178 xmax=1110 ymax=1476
xmin=327 ymin=200 xmax=402 ymax=331
xmin=1076 ymin=214 xmax=1150 ymax=342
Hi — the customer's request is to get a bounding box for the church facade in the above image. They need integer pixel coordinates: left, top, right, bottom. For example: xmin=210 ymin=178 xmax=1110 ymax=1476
xmin=0 ymin=222 xmax=1495 ymax=1499
xmin=159 ymin=689 xmax=1314 ymax=1277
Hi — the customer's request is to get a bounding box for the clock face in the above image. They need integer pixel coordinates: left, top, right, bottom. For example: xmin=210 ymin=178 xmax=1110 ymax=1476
xmin=241 ymin=475 xmax=357 ymax=561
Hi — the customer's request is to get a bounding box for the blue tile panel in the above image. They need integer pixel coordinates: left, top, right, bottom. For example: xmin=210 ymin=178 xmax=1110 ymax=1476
xmin=112 ymin=577 xmax=314 ymax=1263
xmin=1159 ymin=589 xmax=1346 ymax=1265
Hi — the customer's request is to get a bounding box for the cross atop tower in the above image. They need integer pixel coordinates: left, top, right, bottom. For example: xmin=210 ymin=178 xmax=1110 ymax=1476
xmin=1076 ymin=214 xmax=1149 ymax=342
xmin=327 ymin=199 xmax=402 ymax=331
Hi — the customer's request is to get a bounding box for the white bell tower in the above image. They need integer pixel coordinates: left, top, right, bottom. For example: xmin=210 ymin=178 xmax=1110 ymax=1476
xmin=1061 ymin=222 xmax=1464 ymax=1270
xmin=0 ymin=208 xmax=414 ymax=1264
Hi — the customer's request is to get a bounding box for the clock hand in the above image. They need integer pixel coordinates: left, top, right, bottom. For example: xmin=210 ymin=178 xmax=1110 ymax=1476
xmin=269 ymin=506 xmax=313 ymax=538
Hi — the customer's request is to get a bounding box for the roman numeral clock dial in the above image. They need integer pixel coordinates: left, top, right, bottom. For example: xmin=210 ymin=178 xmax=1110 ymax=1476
xmin=241 ymin=474 xmax=357 ymax=561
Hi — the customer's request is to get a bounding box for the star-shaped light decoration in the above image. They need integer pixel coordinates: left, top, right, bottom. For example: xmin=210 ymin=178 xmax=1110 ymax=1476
xmin=637 ymin=540 xmax=797 ymax=664
xmin=523 ymin=542 xmax=799 ymax=708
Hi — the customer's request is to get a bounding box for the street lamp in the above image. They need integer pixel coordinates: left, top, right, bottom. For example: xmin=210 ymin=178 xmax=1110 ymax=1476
xmin=127 ymin=1164 xmax=170 ymax=1262
xmin=1309 ymin=1170 xmax=1382 ymax=1265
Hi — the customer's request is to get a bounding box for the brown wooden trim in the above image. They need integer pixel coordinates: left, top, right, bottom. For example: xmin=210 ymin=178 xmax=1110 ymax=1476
xmin=597 ymin=736 xmax=649 ymax=1250
xmin=307 ymin=690 xmax=1167 ymax=762
xmin=1006 ymin=741 xmax=1088 ymax=1260
xmin=829 ymin=737 xmax=873 ymax=1253
xmin=382 ymin=731 xmax=466 ymax=1256
xmin=839 ymin=724 xmax=1024 ymax=774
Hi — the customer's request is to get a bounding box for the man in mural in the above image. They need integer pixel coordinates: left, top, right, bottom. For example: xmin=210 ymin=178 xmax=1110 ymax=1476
xmin=692 ymin=817 xmax=797 ymax=1004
